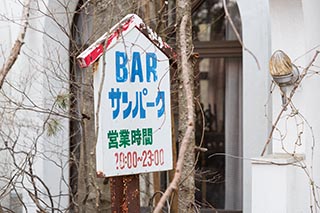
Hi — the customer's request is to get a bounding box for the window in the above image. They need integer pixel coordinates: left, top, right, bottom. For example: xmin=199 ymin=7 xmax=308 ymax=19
xmin=193 ymin=0 xmax=243 ymax=211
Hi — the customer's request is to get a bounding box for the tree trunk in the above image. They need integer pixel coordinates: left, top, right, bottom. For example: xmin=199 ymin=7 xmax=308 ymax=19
xmin=76 ymin=1 xmax=139 ymax=212
xmin=70 ymin=1 xmax=139 ymax=212
xmin=176 ymin=0 xmax=196 ymax=212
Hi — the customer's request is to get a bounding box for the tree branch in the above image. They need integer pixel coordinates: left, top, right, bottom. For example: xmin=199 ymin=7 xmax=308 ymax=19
xmin=261 ymin=51 xmax=320 ymax=156
xmin=0 ymin=0 xmax=31 ymax=89
xmin=153 ymin=14 xmax=194 ymax=213
xmin=222 ymin=0 xmax=260 ymax=70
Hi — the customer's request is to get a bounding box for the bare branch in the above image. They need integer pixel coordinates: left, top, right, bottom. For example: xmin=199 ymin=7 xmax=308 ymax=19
xmin=222 ymin=0 xmax=260 ymax=70
xmin=154 ymin=14 xmax=195 ymax=213
xmin=261 ymin=50 xmax=320 ymax=156
xmin=0 ymin=0 xmax=31 ymax=89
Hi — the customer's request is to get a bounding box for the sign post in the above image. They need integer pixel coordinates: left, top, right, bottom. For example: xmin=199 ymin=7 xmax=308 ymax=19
xmin=78 ymin=14 xmax=174 ymax=211
xmin=110 ymin=175 xmax=140 ymax=212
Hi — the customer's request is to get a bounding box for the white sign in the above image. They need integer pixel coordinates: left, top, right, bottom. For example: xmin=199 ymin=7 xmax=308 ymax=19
xmin=92 ymin=15 xmax=173 ymax=177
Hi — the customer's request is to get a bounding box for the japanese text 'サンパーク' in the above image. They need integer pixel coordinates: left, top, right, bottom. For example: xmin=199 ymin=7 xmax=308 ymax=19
xmin=108 ymin=51 xmax=166 ymax=120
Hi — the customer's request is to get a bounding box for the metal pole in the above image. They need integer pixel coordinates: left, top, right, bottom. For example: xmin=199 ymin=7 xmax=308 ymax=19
xmin=110 ymin=175 xmax=140 ymax=212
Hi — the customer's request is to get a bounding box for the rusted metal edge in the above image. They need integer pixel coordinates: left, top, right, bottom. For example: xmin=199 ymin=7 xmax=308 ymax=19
xmin=77 ymin=14 xmax=175 ymax=69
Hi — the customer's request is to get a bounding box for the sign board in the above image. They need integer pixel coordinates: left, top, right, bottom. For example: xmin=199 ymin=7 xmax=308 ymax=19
xmin=78 ymin=14 xmax=173 ymax=177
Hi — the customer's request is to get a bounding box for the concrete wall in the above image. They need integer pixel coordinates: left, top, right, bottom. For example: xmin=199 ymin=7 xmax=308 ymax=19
xmin=301 ymin=1 xmax=320 ymax=204
xmin=250 ymin=0 xmax=320 ymax=212
xmin=252 ymin=155 xmax=309 ymax=213
xmin=269 ymin=0 xmax=307 ymax=154
xmin=236 ymin=1 xmax=272 ymax=212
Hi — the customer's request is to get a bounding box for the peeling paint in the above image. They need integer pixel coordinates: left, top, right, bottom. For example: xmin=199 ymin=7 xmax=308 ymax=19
xmin=77 ymin=14 xmax=175 ymax=68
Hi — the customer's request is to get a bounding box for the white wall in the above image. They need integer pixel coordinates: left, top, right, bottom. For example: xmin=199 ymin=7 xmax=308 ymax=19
xmin=252 ymin=155 xmax=309 ymax=213
xmin=250 ymin=0 xmax=320 ymax=212
xmin=270 ymin=0 xmax=320 ymax=210
xmin=300 ymin=1 xmax=320 ymax=203
xmin=0 ymin=0 xmax=78 ymax=211
xmin=269 ymin=0 xmax=306 ymax=154
xmin=39 ymin=0 xmax=77 ymax=210
xmin=236 ymin=1 xmax=272 ymax=212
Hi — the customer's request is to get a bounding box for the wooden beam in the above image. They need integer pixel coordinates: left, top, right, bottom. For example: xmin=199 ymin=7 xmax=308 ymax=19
xmin=193 ymin=40 xmax=242 ymax=58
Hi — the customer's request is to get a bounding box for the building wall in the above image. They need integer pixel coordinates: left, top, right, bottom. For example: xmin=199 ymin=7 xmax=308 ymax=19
xmin=269 ymin=0 xmax=307 ymax=154
xmin=236 ymin=1 xmax=272 ymax=212
xmin=0 ymin=0 xmax=77 ymax=211
xmin=301 ymin=2 xmax=320 ymax=208
xmin=270 ymin=0 xmax=320 ymax=210
xmin=247 ymin=0 xmax=320 ymax=212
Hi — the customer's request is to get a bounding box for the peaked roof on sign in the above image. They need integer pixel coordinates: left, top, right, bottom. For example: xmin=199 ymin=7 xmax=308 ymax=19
xmin=77 ymin=14 xmax=175 ymax=68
